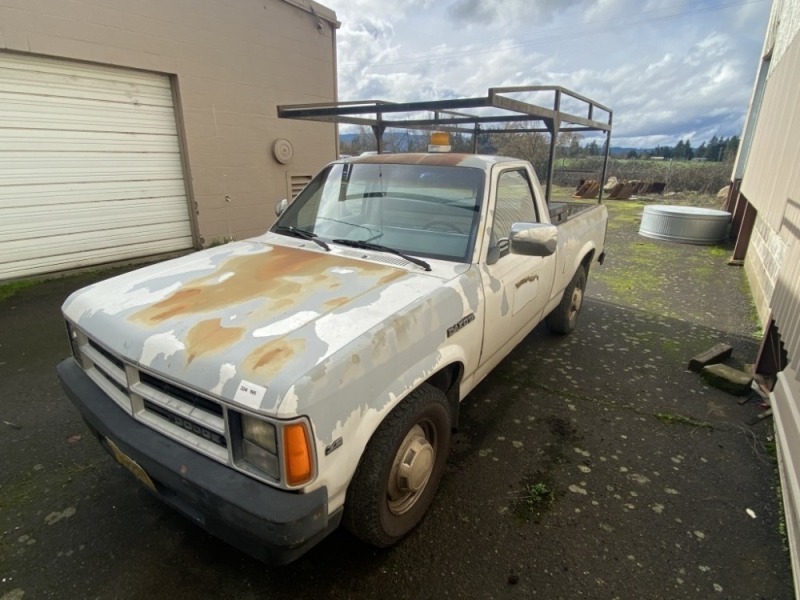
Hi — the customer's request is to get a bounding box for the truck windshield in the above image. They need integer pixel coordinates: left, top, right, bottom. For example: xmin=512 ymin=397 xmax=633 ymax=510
xmin=272 ymin=163 xmax=484 ymax=263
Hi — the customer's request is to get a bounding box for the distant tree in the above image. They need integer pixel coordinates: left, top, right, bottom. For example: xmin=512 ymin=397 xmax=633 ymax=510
xmin=695 ymin=142 xmax=707 ymax=160
xmin=586 ymin=139 xmax=601 ymax=156
xmin=556 ymin=132 xmax=583 ymax=158
xmin=339 ymin=125 xmax=376 ymax=155
xmin=673 ymin=140 xmax=687 ymax=160
xmin=626 ymin=149 xmax=639 ymax=159
xmin=652 ymin=144 xmax=673 ymax=159
xmin=568 ymin=136 xmax=582 ymax=158
xmin=492 ymin=123 xmax=549 ymax=169
xmin=450 ymin=131 xmax=473 ymax=153
xmin=707 ymin=135 xmax=724 ymax=161
xmin=477 ymin=132 xmax=496 ymax=154
xmin=723 ymin=136 xmax=740 ymax=163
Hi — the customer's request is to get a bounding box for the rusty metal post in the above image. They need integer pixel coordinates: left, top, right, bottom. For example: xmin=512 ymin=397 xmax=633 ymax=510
xmin=371 ymin=114 xmax=385 ymax=153
xmin=732 ymin=199 xmax=757 ymax=262
xmin=598 ymin=112 xmax=613 ymax=203
xmin=544 ymin=89 xmax=561 ymax=205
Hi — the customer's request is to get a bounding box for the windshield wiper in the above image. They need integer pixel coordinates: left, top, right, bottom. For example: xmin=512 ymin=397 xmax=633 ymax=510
xmin=332 ymin=239 xmax=431 ymax=272
xmin=273 ymin=226 xmax=330 ymax=251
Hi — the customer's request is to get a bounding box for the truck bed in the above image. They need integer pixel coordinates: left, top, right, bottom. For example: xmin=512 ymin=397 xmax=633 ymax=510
xmin=549 ymin=201 xmax=599 ymax=225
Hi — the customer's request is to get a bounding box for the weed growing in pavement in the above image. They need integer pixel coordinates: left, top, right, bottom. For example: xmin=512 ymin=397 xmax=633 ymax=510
xmin=0 ymin=279 xmax=37 ymax=302
xmin=512 ymin=474 xmax=556 ymax=522
xmin=655 ymin=412 xmax=714 ymax=429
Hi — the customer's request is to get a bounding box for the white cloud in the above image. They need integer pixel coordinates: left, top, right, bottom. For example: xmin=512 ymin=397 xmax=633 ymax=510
xmin=326 ymin=0 xmax=772 ymax=147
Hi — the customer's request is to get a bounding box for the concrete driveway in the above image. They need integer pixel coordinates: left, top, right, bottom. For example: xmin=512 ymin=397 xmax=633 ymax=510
xmin=0 ymin=199 xmax=793 ymax=599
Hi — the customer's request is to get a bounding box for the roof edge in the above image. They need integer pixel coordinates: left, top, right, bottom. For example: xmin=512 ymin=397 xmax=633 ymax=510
xmin=281 ymin=0 xmax=340 ymax=28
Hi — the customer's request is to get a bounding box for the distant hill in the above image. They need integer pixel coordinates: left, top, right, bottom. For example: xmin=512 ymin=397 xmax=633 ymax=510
xmin=609 ymin=147 xmax=641 ymax=156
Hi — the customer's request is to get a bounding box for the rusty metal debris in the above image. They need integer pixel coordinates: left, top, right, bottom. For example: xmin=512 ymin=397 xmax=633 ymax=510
xmin=574 ymin=178 xmax=667 ymax=199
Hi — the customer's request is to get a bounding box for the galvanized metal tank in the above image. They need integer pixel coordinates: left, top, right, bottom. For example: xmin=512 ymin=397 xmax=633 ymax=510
xmin=639 ymin=205 xmax=731 ymax=245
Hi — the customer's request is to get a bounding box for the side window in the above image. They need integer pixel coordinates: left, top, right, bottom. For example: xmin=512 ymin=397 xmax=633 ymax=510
xmin=490 ymin=170 xmax=538 ymax=259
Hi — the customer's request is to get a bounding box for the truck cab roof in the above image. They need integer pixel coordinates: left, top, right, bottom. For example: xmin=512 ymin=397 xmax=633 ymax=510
xmin=340 ymin=152 xmax=522 ymax=170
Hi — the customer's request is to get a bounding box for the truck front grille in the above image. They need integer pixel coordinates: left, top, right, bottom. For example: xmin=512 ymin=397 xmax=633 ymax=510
xmin=81 ymin=337 xmax=229 ymax=463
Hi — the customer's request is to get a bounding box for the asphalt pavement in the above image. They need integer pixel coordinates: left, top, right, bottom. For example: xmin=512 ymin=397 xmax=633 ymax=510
xmin=0 ymin=198 xmax=793 ymax=600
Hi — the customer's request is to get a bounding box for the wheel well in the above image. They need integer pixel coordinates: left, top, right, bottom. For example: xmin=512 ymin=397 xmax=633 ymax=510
xmin=581 ymin=249 xmax=595 ymax=274
xmin=425 ymin=363 xmax=463 ymax=428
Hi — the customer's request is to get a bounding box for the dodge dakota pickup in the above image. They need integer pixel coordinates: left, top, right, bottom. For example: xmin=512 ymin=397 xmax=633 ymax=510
xmin=57 ymin=151 xmax=607 ymax=564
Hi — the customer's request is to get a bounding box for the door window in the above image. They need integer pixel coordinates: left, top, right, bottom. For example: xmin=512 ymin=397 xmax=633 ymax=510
xmin=490 ymin=170 xmax=538 ymax=259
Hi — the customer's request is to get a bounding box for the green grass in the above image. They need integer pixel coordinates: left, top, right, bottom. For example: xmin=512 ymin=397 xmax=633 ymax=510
xmin=0 ymin=279 xmax=38 ymax=302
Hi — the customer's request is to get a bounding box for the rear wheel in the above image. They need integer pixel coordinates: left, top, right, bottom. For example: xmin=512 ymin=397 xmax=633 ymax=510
xmin=343 ymin=384 xmax=451 ymax=547
xmin=545 ymin=267 xmax=587 ymax=334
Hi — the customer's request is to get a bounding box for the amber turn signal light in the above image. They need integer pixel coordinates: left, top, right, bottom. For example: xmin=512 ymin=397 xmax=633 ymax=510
xmin=284 ymin=423 xmax=313 ymax=486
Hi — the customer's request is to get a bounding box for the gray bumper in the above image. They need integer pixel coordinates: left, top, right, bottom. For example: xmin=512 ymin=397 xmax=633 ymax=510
xmin=57 ymin=358 xmax=341 ymax=565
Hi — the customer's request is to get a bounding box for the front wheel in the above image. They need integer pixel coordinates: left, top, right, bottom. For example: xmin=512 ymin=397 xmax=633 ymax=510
xmin=545 ymin=267 xmax=587 ymax=334
xmin=343 ymin=384 xmax=451 ymax=547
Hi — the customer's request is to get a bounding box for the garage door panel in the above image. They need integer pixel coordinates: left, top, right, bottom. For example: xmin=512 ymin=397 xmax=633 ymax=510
xmin=1 ymin=130 xmax=185 ymax=153
xmin=0 ymin=52 xmax=193 ymax=280
xmin=2 ymin=223 xmax=194 ymax=264
xmin=0 ymin=180 xmax=188 ymax=208
xmin=0 ymin=154 xmax=186 ymax=186
xmin=0 ymin=94 xmax=181 ymax=134
xmin=0 ymin=68 xmax=174 ymax=106
xmin=0 ymin=198 xmax=191 ymax=243
xmin=2 ymin=237 xmax=195 ymax=280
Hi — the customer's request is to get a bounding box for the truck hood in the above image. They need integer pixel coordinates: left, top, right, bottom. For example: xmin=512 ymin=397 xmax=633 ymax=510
xmin=63 ymin=239 xmax=453 ymax=410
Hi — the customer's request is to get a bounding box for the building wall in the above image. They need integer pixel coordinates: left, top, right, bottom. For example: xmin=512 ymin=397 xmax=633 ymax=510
xmin=740 ymin=11 xmax=800 ymax=325
xmin=744 ymin=213 xmax=788 ymax=324
xmin=737 ymin=1 xmax=800 ymax=594
xmin=0 ymin=0 xmax=339 ymax=246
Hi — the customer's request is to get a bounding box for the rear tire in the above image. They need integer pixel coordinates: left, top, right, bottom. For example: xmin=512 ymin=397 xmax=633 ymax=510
xmin=545 ymin=267 xmax=587 ymax=335
xmin=343 ymin=384 xmax=451 ymax=547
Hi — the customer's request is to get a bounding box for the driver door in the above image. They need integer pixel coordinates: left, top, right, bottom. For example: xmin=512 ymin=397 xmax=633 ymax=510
xmin=478 ymin=167 xmax=556 ymax=368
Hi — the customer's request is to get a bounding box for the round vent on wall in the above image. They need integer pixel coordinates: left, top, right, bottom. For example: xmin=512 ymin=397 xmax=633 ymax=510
xmin=272 ymin=138 xmax=294 ymax=164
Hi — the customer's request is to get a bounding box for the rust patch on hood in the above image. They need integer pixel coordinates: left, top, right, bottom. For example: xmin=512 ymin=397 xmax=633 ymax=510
xmin=324 ymin=296 xmax=350 ymax=310
xmin=131 ymin=246 xmax=405 ymax=325
xmin=185 ymin=319 xmax=245 ymax=364
xmin=245 ymin=338 xmax=306 ymax=379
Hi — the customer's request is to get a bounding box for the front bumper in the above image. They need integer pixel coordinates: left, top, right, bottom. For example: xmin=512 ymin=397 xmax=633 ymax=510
xmin=57 ymin=358 xmax=341 ymax=565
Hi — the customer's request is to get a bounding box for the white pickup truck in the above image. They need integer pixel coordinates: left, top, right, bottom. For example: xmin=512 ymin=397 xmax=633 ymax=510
xmin=57 ymin=151 xmax=607 ymax=564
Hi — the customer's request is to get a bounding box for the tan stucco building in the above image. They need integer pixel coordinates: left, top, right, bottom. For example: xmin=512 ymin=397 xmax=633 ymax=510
xmin=0 ymin=0 xmax=339 ymax=280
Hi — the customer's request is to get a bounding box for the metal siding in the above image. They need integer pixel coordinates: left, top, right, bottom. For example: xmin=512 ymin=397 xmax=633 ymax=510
xmin=773 ymin=367 xmax=800 ymax=600
xmin=773 ymin=243 xmax=800 ymax=363
xmin=0 ymin=52 xmax=192 ymax=280
xmin=740 ymin=33 xmax=800 ymax=232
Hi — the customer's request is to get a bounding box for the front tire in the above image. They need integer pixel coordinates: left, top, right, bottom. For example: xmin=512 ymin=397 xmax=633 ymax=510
xmin=343 ymin=384 xmax=451 ymax=547
xmin=545 ymin=267 xmax=587 ymax=335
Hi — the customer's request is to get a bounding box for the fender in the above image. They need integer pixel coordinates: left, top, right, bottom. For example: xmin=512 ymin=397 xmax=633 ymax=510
xmin=302 ymin=343 xmax=472 ymax=514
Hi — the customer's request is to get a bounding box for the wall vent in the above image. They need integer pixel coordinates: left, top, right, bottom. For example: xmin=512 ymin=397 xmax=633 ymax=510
xmin=287 ymin=173 xmax=312 ymax=200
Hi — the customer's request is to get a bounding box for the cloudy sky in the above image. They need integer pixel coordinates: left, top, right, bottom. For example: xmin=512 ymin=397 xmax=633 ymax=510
xmin=321 ymin=0 xmax=772 ymax=148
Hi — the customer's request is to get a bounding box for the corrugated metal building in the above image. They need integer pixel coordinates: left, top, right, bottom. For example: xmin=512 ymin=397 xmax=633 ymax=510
xmin=0 ymin=0 xmax=339 ymax=281
xmin=729 ymin=0 xmax=800 ymax=593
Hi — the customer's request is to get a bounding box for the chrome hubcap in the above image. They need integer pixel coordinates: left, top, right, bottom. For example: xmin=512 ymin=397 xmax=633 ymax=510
xmin=569 ymin=287 xmax=583 ymax=325
xmin=388 ymin=424 xmax=435 ymax=515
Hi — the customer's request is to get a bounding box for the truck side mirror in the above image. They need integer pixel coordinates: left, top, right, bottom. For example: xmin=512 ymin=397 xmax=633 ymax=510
xmin=509 ymin=223 xmax=558 ymax=257
xmin=275 ymin=198 xmax=289 ymax=217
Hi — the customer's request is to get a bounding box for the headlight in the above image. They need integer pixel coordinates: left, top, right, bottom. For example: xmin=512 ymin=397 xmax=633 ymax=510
xmin=242 ymin=415 xmax=277 ymax=453
xmin=235 ymin=413 xmax=315 ymax=487
xmin=241 ymin=414 xmax=279 ymax=478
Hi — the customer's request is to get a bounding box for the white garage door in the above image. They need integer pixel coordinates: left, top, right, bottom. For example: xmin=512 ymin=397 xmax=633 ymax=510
xmin=0 ymin=52 xmax=194 ymax=281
